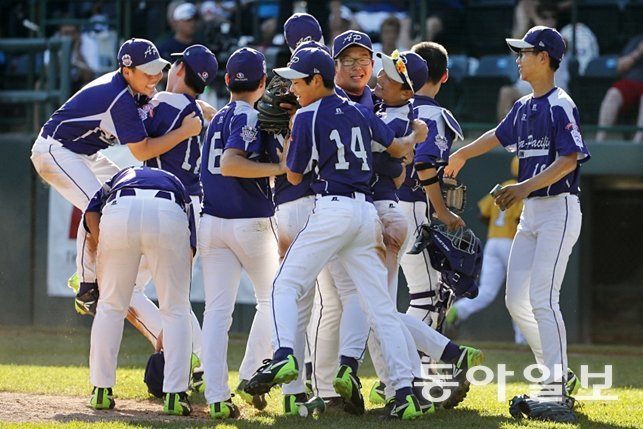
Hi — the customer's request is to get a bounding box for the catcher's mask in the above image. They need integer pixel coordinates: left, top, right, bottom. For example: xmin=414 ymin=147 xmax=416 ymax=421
xmin=427 ymin=223 xmax=483 ymax=298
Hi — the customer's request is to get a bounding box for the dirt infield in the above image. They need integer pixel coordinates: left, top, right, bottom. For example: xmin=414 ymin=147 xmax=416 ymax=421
xmin=0 ymin=391 xmax=212 ymax=424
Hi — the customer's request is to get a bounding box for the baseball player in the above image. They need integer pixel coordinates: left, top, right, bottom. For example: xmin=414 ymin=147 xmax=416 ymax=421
xmin=364 ymin=49 xmax=428 ymax=405
xmin=445 ymin=26 xmax=589 ymax=417
xmin=85 ymin=166 xmax=195 ymax=416
xmin=244 ymin=46 xmax=433 ymax=420
xmin=265 ymin=15 xmax=329 ymax=415
xmin=305 ymin=29 xmax=376 ymax=405
xmin=446 ymin=157 xmax=527 ymax=344
xmin=199 ymin=47 xmax=284 ymax=419
xmin=30 ymin=38 xmax=201 ymax=313
xmin=130 ymin=44 xmax=219 ymax=389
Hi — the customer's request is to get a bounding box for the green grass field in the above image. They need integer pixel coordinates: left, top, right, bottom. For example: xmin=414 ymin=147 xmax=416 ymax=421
xmin=0 ymin=325 xmax=641 ymax=428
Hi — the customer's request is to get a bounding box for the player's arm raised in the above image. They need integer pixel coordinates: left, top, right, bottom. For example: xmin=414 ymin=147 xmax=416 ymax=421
xmin=128 ymin=112 xmax=202 ymax=161
xmin=221 ymin=148 xmax=286 ymax=178
xmin=494 ymin=153 xmax=577 ymax=210
xmin=445 ymin=129 xmax=501 ymax=178
xmin=386 ymin=119 xmax=428 ymax=157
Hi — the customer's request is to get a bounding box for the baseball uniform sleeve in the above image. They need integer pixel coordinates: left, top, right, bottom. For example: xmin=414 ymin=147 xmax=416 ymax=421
xmin=359 ymin=105 xmax=395 ymax=148
xmin=111 ymin=94 xmax=148 ymax=144
xmin=551 ymin=104 xmax=591 ymax=163
xmin=495 ymin=101 xmax=521 ymax=149
xmin=287 ymin=111 xmax=314 ymax=174
xmin=414 ymin=116 xmax=442 ymax=166
xmin=225 ymin=109 xmax=261 ymax=153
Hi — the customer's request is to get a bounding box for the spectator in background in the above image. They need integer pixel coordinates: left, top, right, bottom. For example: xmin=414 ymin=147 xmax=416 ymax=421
xmin=512 ymin=0 xmax=572 ymax=39
xmin=424 ymin=0 xmax=465 ymax=51
xmin=328 ymin=1 xmax=359 ymax=41
xmin=596 ymin=34 xmax=643 ymax=143
xmin=52 ymin=23 xmax=97 ymax=93
xmin=371 ymin=15 xmax=402 ymax=87
xmin=158 ymin=2 xmax=201 ymax=62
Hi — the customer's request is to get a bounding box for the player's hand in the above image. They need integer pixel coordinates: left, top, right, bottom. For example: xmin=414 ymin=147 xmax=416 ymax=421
xmin=411 ymin=119 xmax=429 ymax=143
xmin=493 ymin=182 xmax=529 ymax=210
xmin=436 ymin=209 xmax=466 ymax=231
xmin=196 ymin=99 xmax=217 ymax=122
xmin=180 ymin=112 xmax=203 ymax=137
xmin=444 ymin=151 xmax=466 ymax=178
xmin=279 ymin=100 xmax=299 ymax=117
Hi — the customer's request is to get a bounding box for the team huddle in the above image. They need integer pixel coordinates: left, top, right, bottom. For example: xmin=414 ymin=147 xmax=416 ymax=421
xmin=30 ymin=10 xmax=589 ymax=424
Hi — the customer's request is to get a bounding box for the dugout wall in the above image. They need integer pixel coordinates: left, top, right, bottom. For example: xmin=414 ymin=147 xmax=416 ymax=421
xmin=1 ymin=135 xmax=642 ymax=345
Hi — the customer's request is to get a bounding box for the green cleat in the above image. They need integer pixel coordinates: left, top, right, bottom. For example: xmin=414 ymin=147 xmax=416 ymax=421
xmin=283 ymin=392 xmax=308 ymax=416
xmin=332 ymin=365 xmax=365 ymax=415
xmin=163 ymin=392 xmax=191 ymax=416
xmin=369 ymin=380 xmax=387 ymax=405
xmin=67 ymin=273 xmax=80 ymax=294
xmin=90 ymin=387 xmax=115 ymax=410
xmin=244 ymin=355 xmax=299 ymax=396
xmin=446 ymin=306 xmax=458 ymax=325
xmin=443 ymin=345 xmax=485 ymax=409
xmin=566 ymin=368 xmax=580 ymax=397
xmin=190 ymin=371 xmax=205 ymax=394
xmin=210 ymin=398 xmax=240 ymax=419
xmin=236 ymin=379 xmax=268 ymax=410
xmin=388 ymin=394 xmax=423 ymax=420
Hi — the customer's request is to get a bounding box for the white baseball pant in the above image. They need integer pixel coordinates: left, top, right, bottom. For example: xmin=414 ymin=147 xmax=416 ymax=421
xmin=199 ymin=214 xmax=279 ymax=404
xmin=275 ymin=196 xmax=318 ymax=396
xmin=272 ymin=195 xmax=414 ymax=391
xmin=90 ymin=192 xmax=193 ymax=392
xmin=505 ymin=194 xmax=581 ymax=384
xmin=31 ymin=136 xmax=119 ymax=284
xmin=130 ymin=195 xmax=204 ymax=359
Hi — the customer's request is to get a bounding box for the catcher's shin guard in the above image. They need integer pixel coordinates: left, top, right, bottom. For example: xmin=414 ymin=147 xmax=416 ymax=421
xmin=408 ymin=282 xmax=455 ymax=333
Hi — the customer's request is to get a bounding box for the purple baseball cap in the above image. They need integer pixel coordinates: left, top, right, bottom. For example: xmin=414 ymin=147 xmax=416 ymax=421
xmin=506 ymin=26 xmax=566 ymax=62
xmin=117 ymin=38 xmax=170 ymax=74
xmin=376 ymin=50 xmax=428 ymax=93
xmin=226 ymin=47 xmax=266 ymax=84
xmin=332 ymin=30 xmax=373 ymax=59
xmin=171 ymin=44 xmax=218 ymax=86
xmin=284 ymin=13 xmax=324 ymax=52
xmin=274 ymin=47 xmax=335 ymax=81
xmin=293 ymin=40 xmax=331 ymax=55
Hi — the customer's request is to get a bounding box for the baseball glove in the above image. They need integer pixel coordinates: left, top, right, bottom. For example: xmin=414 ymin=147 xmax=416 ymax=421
xmin=509 ymin=394 xmax=578 ymax=423
xmin=256 ymin=75 xmax=300 ymax=135
xmin=441 ymin=176 xmax=467 ymax=213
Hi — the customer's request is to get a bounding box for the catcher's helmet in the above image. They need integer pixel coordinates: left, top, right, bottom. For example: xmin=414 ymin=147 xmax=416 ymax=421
xmin=426 ymin=223 xmax=483 ymax=298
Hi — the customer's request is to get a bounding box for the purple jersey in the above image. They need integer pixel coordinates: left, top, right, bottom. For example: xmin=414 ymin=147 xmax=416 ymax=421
xmin=140 ymin=92 xmax=204 ymax=197
xmin=413 ymin=95 xmax=463 ymax=167
xmin=85 ymin=166 xmax=196 ymax=249
xmin=335 ymin=85 xmax=376 ymax=111
xmin=265 ymin=132 xmax=315 ymax=206
xmin=41 ymin=71 xmax=148 ymax=155
xmin=495 ymin=87 xmax=590 ymax=197
xmin=201 ymin=100 xmax=274 ymax=219
xmin=287 ymin=93 xmax=394 ymax=195
xmin=372 ymin=102 xmax=413 ymax=201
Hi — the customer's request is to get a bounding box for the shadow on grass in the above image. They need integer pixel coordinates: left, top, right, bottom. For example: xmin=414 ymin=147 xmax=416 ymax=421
xmin=49 ymin=404 xmax=639 ymax=429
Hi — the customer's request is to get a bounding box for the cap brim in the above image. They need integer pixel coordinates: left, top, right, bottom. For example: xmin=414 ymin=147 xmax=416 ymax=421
xmin=376 ymin=52 xmax=404 ymax=85
xmin=505 ymin=38 xmax=534 ymax=53
xmin=273 ymin=66 xmax=308 ymax=80
xmin=333 ymin=42 xmax=373 ymax=59
xmin=136 ymin=58 xmax=171 ymax=74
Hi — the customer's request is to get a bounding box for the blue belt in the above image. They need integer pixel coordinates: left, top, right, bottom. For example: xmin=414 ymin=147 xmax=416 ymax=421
xmin=316 ymin=191 xmax=373 ymax=202
xmin=107 ymin=188 xmax=185 ymax=212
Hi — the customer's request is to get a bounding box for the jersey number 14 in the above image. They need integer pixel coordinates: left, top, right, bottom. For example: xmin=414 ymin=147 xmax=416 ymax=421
xmin=331 ymin=127 xmax=370 ymax=171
